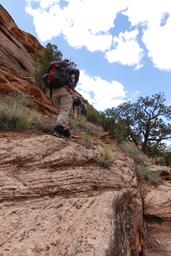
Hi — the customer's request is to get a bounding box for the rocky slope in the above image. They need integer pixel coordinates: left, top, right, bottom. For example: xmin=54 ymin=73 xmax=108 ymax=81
xmin=0 ymin=4 xmax=171 ymax=256
xmin=0 ymin=135 xmax=144 ymax=256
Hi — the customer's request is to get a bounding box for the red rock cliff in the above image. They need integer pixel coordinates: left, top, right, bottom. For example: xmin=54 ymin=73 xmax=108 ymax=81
xmin=0 ymin=4 xmax=56 ymax=114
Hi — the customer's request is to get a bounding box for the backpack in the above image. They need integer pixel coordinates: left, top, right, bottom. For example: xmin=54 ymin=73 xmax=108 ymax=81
xmin=42 ymin=59 xmax=80 ymax=98
xmin=73 ymin=97 xmax=82 ymax=107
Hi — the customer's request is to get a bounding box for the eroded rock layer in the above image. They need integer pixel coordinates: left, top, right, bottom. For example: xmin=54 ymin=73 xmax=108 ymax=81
xmin=0 ymin=135 xmax=144 ymax=256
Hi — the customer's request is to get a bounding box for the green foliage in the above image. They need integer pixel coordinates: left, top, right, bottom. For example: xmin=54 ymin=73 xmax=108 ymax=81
xmin=164 ymin=152 xmax=171 ymax=166
xmin=100 ymin=108 xmax=130 ymax=143
xmin=102 ymin=93 xmax=171 ymax=155
xmin=160 ymin=151 xmax=171 ymax=167
xmin=34 ymin=43 xmax=62 ymax=87
xmin=86 ymin=107 xmax=102 ymax=125
xmin=86 ymin=107 xmax=129 ymax=143
xmin=0 ymin=92 xmax=42 ymax=130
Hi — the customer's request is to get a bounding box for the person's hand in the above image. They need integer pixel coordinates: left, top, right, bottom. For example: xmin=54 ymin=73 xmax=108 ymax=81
xmin=66 ymin=86 xmax=74 ymax=94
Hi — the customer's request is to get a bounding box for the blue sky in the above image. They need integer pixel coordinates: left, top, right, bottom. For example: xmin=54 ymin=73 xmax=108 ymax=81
xmin=1 ymin=0 xmax=171 ymax=111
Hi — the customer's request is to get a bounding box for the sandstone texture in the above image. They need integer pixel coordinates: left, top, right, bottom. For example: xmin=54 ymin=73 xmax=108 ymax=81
xmin=141 ymin=166 xmax=171 ymax=256
xmin=0 ymin=4 xmax=43 ymax=77
xmin=0 ymin=4 xmax=57 ymax=115
xmin=0 ymin=135 xmax=144 ymax=256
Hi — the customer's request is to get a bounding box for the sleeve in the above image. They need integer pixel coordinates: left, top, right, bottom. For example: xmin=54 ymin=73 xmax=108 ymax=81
xmin=74 ymin=69 xmax=80 ymax=87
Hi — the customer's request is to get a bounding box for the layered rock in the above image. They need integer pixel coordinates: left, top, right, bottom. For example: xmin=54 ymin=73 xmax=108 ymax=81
xmin=0 ymin=135 xmax=144 ymax=256
xmin=0 ymin=4 xmax=88 ymax=115
xmin=0 ymin=4 xmax=43 ymax=76
xmin=0 ymin=4 xmax=57 ymax=115
xmin=141 ymin=166 xmax=171 ymax=256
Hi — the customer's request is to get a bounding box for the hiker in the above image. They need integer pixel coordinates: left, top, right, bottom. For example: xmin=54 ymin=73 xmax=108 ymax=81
xmin=81 ymin=103 xmax=87 ymax=116
xmin=43 ymin=59 xmax=80 ymax=139
xmin=73 ymin=96 xmax=84 ymax=119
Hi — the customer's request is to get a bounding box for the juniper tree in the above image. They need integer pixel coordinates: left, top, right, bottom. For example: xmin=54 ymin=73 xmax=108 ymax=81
xmin=103 ymin=93 xmax=171 ymax=154
xmin=34 ymin=43 xmax=62 ymax=86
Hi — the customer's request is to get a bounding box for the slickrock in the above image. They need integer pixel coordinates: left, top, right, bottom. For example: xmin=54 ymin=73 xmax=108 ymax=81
xmin=0 ymin=135 xmax=144 ymax=256
xmin=142 ymin=178 xmax=171 ymax=256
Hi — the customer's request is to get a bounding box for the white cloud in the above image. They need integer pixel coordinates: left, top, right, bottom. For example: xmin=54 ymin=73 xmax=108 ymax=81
xmin=123 ymin=0 xmax=171 ymax=71
xmin=25 ymin=1 xmax=65 ymax=40
xmin=25 ymin=0 xmax=123 ymax=50
xmin=25 ymin=0 xmax=128 ymax=54
xmin=77 ymin=70 xmax=126 ymax=111
xmin=142 ymin=15 xmax=171 ymax=71
xmin=25 ymin=0 xmax=171 ymax=70
xmin=105 ymin=29 xmax=144 ymax=68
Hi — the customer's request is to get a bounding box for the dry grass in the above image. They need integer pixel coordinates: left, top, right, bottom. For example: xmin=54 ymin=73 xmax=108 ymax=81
xmin=0 ymin=93 xmax=42 ymax=130
xmin=137 ymin=165 xmax=161 ymax=186
xmin=80 ymin=134 xmax=92 ymax=149
xmin=119 ymin=141 xmax=149 ymax=164
xmin=97 ymin=146 xmax=113 ymax=169
xmin=70 ymin=116 xmax=103 ymax=136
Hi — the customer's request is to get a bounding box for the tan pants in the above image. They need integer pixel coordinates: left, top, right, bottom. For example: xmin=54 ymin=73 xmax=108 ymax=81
xmin=73 ymin=106 xmax=82 ymax=119
xmin=52 ymin=87 xmax=73 ymax=129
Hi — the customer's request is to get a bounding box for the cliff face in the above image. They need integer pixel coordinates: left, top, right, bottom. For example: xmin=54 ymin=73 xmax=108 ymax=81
xmin=0 ymin=4 xmax=43 ymax=76
xmin=0 ymin=5 xmax=171 ymax=256
xmin=0 ymin=4 xmax=56 ymax=114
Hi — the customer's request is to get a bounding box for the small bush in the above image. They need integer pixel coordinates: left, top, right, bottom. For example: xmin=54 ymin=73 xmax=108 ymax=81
xmin=97 ymin=146 xmax=113 ymax=169
xmin=80 ymin=134 xmax=92 ymax=149
xmin=70 ymin=116 xmax=102 ymax=135
xmin=87 ymin=107 xmax=102 ymax=125
xmin=162 ymin=151 xmax=171 ymax=167
xmin=34 ymin=43 xmax=62 ymax=87
xmin=0 ymin=93 xmax=42 ymax=130
xmin=119 ymin=141 xmax=149 ymax=164
xmin=137 ymin=165 xmax=160 ymax=186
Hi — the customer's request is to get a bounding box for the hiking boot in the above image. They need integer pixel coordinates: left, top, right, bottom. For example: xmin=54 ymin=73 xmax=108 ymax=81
xmin=53 ymin=125 xmax=65 ymax=138
xmin=63 ymin=128 xmax=71 ymax=139
xmin=53 ymin=125 xmax=70 ymax=139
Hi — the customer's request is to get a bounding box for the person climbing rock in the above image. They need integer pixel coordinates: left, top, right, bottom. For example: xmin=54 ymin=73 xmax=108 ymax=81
xmin=73 ymin=96 xmax=85 ymax=119
xmin=42 ymin=59 xmax=80 ymax=139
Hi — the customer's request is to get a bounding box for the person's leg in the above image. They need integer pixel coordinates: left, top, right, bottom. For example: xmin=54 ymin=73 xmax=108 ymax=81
xmin=56 ymin=91 xmax=72 ymax=128
xmin=73 ymin=106 xmax=77 ymax=119
xmin=74 ymin=106 xmax=81 ymax=119
xmin=78 ymin=106 xmax=82 ymax=117
xmin=54 ymin=88 xmax=73 ymax=138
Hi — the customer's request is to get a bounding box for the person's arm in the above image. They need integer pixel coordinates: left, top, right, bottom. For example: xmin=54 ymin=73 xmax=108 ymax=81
xmin=74 ymin=69 xmax=80 ymax=86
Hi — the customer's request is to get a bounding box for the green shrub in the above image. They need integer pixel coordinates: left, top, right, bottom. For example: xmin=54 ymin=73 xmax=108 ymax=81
xmin=34 ymin=43 xmax=62 ymax=87
xmin=162 ymin=151 xmax=171 ymax=167
xmin=87 ymin=107 xmax=102 ymax=125
xmin=87 ymin=107 xmax=129 ymax=143
xmin=0 ymin=93 xmax=42 ymax=130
